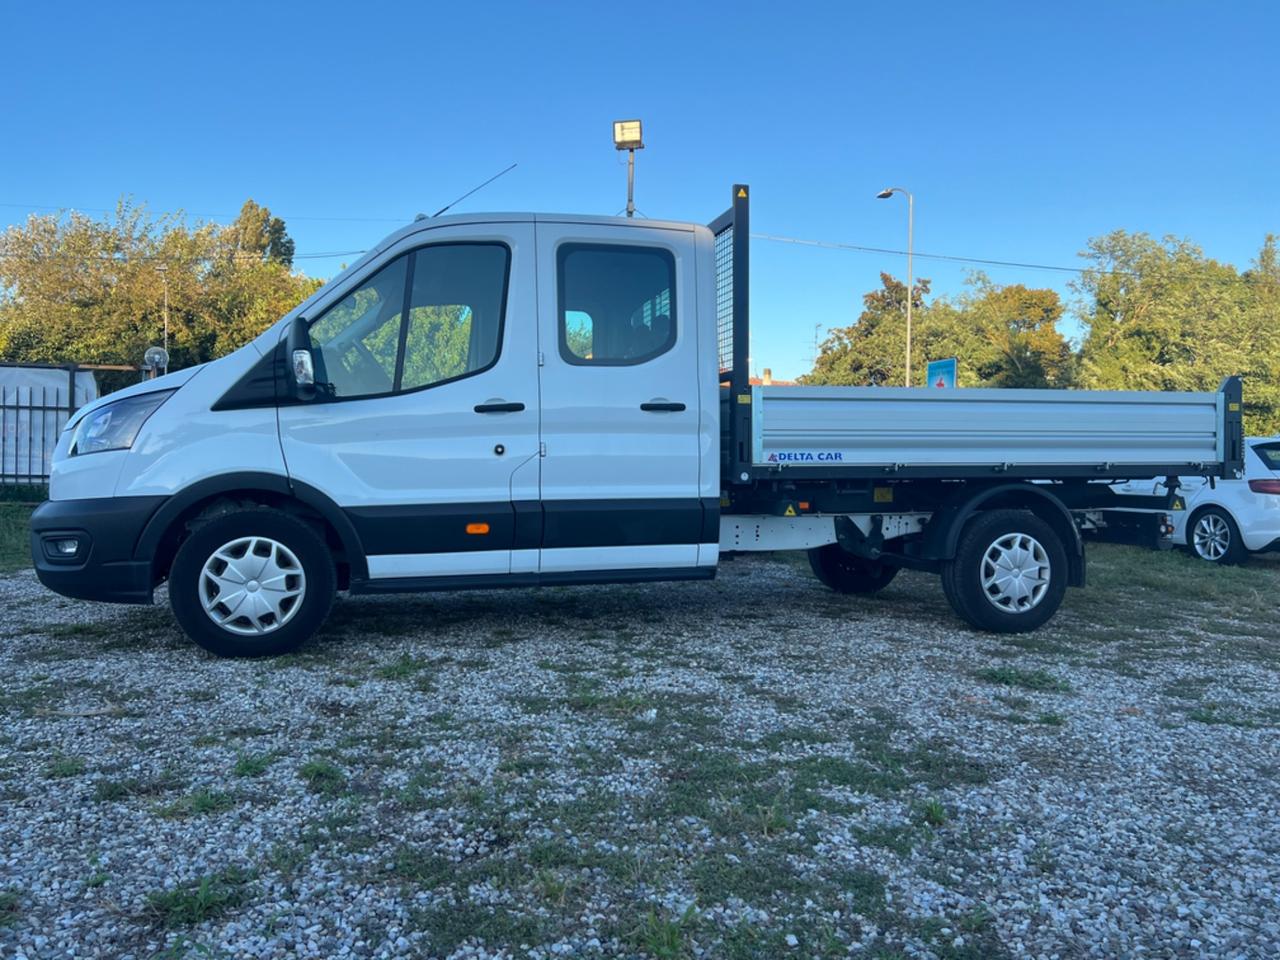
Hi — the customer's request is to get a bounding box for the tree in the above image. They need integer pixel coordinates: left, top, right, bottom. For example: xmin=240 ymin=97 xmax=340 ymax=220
xmin=803 ymin=273 xmax=1073 ymax=390
xmin=0 ymin=199 xmax=320 ymax=371
xmin=1075 ymin=231 xmax=1277 ymax=434
xmin=803 ymin=273 xmax=931 ymax=386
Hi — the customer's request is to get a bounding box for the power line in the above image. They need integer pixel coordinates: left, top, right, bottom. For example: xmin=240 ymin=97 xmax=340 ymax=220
xmin=751 ymin=232 xmax=1279 ymax=287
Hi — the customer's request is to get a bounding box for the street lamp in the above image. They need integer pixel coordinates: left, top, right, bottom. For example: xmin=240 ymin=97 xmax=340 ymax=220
xmin=877 ymin=186 xmax=914 ymax=387
xmin=156 ymin=263 xmax=170 ymax=354
xmin=613 ymin=119 xmax=644 ymax=218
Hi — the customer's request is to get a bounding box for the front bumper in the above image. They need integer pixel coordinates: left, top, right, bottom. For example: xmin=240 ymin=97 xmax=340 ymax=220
xmin=30 ymin=496 xmax=167 ymax=604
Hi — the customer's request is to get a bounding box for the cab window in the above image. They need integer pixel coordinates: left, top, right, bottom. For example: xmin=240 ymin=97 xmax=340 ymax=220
xmin=557 ymin=244 xmax=675 ymax=365
xmin=308 ymin=243 xmax=510 ymax=399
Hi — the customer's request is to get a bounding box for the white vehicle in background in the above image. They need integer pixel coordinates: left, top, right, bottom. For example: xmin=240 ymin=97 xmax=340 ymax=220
xmin=1113 ymin=438 xmax=1280 ymax=564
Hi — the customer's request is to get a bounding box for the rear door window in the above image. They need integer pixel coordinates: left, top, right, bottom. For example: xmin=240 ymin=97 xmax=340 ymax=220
xmin=557 ymin=244 xmax=675 ymax=365
xmin=1251 ymin=442 xmax=1280 ymax=472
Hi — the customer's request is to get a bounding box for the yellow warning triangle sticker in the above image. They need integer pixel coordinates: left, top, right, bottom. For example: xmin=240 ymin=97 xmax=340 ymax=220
xmin=783 ymin=504 xmax=797 ymax=516
xmin=737 ymin=187 xmax=747 ymax=198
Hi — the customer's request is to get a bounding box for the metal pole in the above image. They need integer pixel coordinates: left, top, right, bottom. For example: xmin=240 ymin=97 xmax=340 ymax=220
xmin=905 ymin=192 xmax=913 ymax=388
xmin=626 ymin=148 xmax=636 ymax=218
xmin=161 ymin=268 xmax=170 ymax=353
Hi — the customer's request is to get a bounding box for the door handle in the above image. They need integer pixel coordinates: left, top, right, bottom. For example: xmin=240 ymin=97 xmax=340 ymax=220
xmin=474 ymin=401 xmax=525 ymax=414
xmin=640 ymin=401 xmax=686 ymax=412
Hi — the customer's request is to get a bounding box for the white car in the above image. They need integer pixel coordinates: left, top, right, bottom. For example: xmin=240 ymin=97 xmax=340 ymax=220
xmin=1120 ymin=437 xmax=1280 ymax=563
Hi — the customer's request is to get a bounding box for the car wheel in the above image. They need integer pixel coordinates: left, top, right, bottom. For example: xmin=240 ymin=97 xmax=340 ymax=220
xmin=169 ymin=509 xmax=335 ymax=657
xmin=1187 ymin=507 xmax=1246 ymax=565
xmin=941 ymin=509 xmax=1068 ymax=633
xmin=807 ymin=544 xmax=900 ymax=594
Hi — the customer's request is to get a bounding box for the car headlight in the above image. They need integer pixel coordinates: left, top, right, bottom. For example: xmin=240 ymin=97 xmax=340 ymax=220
xmin=69 ymin=390 xmax=175 ymax=456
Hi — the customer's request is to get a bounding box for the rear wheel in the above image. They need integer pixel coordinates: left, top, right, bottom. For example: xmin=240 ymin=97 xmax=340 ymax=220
xmin=1186 ymin=507 xmax=1246 ymax=564
xmin=807 ymin=544 xmax=900 ymax=594
xmin=169 ymin=509 xmax=335 ymax=657
xmin=941 ymin=509 xmax=1067 ymax=633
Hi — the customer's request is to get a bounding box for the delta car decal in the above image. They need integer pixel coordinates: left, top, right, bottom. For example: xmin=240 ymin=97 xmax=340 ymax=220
xmin=767 ymin=451 xmax=846 ymax=463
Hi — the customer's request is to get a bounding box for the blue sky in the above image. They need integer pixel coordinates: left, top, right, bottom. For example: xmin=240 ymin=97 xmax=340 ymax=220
xmin=2 ymin=0 xmax=1276 ymax=379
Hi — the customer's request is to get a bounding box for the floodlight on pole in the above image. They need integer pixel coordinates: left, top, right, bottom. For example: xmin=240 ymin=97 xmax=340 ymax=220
xmin=613 ymin=119 xmax=644 ymax=217
xmin=876 ymin=186 xmax=915 ymax=387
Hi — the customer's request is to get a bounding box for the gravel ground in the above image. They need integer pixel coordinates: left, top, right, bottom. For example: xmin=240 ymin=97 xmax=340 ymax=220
xmin=1 ymin=547 xmax=1278 ymax=960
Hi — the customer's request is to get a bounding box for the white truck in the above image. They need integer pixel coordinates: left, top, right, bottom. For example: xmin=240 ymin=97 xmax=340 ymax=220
xmin=30 ymin=185 xmax=1245 ymax=656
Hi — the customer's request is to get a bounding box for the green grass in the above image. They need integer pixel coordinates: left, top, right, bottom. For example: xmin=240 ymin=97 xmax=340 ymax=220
xmin=974 ymin=666 xmax=1071 ymax=692
xmin=298 ymin=758 xmax=346 ymax=795
xmin=0 ymin=889 xmax=19 ymax=927
xmin=157 ymin=788 xmax=236 ymax=819
xmin=45 ymin=754 xmax=87 ymax=778
xmin=233 ymin=752 xmax=275 ymax=778
xmin=0 ymin=501 xmax=36 ymax=574
xmin=144 ymin=867 xmax=253 ymax=927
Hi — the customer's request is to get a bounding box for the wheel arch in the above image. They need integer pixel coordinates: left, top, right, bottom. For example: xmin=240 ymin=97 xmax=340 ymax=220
xmin=921 ymin=482 xmax=1086 ymax=587
xmin=135 ymin=472 xmax=368 ymax=587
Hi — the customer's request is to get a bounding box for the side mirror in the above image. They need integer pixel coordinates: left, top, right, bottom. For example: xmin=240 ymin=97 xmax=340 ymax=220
xmin=286 ymin=315 xmax=316 ymax=401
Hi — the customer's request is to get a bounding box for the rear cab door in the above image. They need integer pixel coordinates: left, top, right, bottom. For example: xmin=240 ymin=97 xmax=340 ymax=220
xmin=533 ymin=217 xmax=718 ymax=576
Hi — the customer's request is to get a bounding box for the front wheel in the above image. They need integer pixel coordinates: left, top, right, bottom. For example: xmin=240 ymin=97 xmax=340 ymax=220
xmin=1186 ymin=507 xmax=1246 ymax=564
xmin=807 ymin=544 xmax=900 ymax=594
xmin=941 ymin=509 xmax=1068 ymax=633
xmin=169 ymin=509 xmax=336 ymax=657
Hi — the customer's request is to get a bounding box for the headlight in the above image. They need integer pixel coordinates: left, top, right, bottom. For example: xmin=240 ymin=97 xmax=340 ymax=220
xmin=69 ymin=390 xmax=175 ymax=456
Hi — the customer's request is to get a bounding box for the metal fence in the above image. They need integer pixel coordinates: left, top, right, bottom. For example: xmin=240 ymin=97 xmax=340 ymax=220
xmin=0 ymin=363 xmax=141 ymax=485
xmin=0 ymin=382 xmax=75 ymax=484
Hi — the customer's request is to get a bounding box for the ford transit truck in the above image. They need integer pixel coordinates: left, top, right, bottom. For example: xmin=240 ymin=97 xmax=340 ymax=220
xmin=30 ymin=186 xmax=1244 ymax=656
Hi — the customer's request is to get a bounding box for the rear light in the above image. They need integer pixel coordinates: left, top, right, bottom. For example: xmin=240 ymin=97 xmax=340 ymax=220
xmin=1248 ymin=479 xmax=1280 ymax=495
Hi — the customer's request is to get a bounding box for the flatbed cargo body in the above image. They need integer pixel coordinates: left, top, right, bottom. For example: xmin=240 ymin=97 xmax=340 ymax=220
xmin=745 ymin=383 xmax=1232 ymax=480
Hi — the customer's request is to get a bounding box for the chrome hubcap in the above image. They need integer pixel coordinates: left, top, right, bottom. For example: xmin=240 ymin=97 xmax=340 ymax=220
xmin=980 ymin=533 xmax=1050 ymax=613
xmin=199 ymin=536 xmax=306 ymax=635
xmin=1193 ymin=514 xmax=1230 ymax=561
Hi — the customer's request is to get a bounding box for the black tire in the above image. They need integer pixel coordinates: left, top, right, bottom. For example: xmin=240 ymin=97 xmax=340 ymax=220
xmin=1184 ymin=506 xmax=1247 ymax=565
xmin=941 ymin=509 xmax=1068 ymax=634
xmin=169 ymin=509 xmax=335 ymax=657
xmin=807 ymin=544 xmax=900 ymax=594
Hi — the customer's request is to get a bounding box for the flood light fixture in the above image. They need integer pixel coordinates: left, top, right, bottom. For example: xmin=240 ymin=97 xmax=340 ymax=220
xmin=613 ymin=119 xmax=644 ymax=150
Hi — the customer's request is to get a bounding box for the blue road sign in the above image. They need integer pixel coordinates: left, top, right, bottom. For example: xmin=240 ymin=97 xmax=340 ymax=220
xmin=926 ymin=357 xmax=958 ymax=388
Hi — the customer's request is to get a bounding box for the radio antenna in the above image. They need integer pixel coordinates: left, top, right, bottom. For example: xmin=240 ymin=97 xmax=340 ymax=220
xmin=429 ymin=162 xmax=518 ymax=218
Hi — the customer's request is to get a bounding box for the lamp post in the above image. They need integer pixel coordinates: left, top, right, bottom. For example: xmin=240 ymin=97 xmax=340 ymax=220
xmin=876 ymin=187 xmax=914 ymax=387
xmin=156 ymin=263 xmax=170 ymax=354
xmin=612 ymin=119 xmax=644 ymax=218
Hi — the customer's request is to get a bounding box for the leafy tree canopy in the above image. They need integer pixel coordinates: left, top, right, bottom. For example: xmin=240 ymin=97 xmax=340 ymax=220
xmin=0 ymin=198 xmax=321 ymax=371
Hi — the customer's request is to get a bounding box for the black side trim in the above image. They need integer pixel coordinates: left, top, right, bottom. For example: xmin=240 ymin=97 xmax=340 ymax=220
xmin=514 ymin=499 xmax=542 ymax=550
xmin=351 ymin=565 xmax=714 ymax=595
xmin=542 ymin=498 xmax=704 ymax=548
xmin=699 ymin=495 xmax=720 ymax=544
xmin=346 ymin=497 xmax=710 ymax=554
xmin=346 ymin=502 xmax=515 ymax=554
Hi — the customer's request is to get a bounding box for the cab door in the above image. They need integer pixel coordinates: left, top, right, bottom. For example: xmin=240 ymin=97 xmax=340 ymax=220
xmin=278 ymin=222 xmax=539 ymax=581
xmin=533 ymin=220 xmax=712 ymax=576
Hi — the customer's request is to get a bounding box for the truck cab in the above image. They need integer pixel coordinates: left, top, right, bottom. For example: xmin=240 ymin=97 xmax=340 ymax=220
xmin=32 ymin=212 xmax=723 ymax=655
